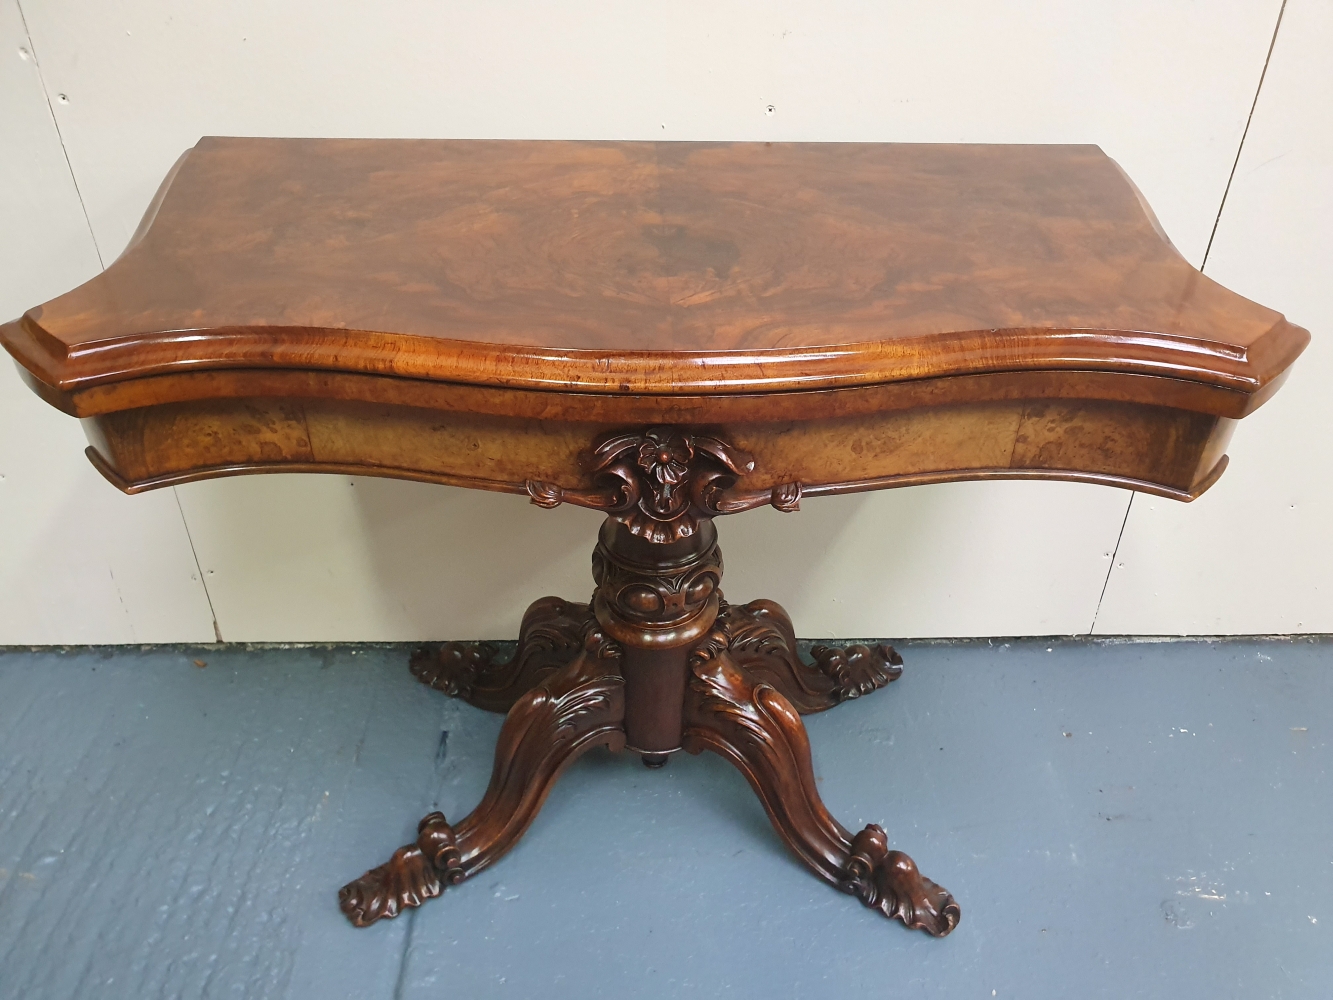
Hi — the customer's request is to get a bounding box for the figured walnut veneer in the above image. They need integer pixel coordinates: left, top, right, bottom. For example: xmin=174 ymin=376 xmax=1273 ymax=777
xmin=3 ymin=139 xmax=1306 ymax=393
xmin=1 ymin=138 xmax=1308 ymax=503
xmin=1 ymin=139 xmax=1306 ymax=938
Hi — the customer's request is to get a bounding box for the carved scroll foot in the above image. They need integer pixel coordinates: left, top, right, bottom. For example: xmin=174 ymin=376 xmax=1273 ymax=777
xmin=409 ymin=597 xmax=594 ymax=713
xmin=714 ymin=599 xmax=903 ymax=714
xmin=338 ymin=811 xmax=464 ymax=927
xmin=683 ymin=649 xmax=957 ymax=937
xmin=842 ymin=825 xmax=960 ymax=937
xmin=342 ymin=629 xmax=626 ymax=927
xmin=810 ymin=641 xmax=904 ymax=700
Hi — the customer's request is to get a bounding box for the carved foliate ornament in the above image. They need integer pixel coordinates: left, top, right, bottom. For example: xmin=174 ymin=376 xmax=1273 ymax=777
xmin=592 ymin=537 xmax=722 ymax=640
xmin=841 ymin=825 xmax=961 ymax=936
xmin=689 ymin=600 xmax=903 ymax=713
xmin=340 ymin=640 xmax=627 ymax=927
xmin=409 ymin=598 xmax=596 ymax=713
xmin=527 ymin=425 xmax=801 ymax=544
xmin=589 ymin=426 xmax=754 ymax=542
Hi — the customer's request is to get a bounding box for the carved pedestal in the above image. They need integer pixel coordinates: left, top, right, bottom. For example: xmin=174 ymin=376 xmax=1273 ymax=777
xmin=340 ymin=428 xmax=959 ymax=937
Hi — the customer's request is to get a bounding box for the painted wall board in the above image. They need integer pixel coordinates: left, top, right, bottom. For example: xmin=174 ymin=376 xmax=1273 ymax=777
xmin=1094 ymin=0 xmax=1332 ymax=635
xmin=176 ymin=475 xmax=1129 ymax=643
xmin=21 ymin=0 xmax=1280 ymax=267
xmin=722 ymin=480 xmax=1133 ymax=639
xmin=173 ymin=475 xmax=605 ymax=643
xmin=3 ymin=1 xmax=1316 ymax=642
xmin=0 ymin=0 xmax=216 ymax=644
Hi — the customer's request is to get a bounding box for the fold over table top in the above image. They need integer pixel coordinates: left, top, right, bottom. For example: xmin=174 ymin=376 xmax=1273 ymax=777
xmin=2 ymin=138 xmax=1309 ymax=399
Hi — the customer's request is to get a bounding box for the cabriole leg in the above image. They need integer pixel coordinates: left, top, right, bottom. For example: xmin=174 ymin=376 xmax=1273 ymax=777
xmin=339 ymin=629 xmax=626 ymax=926
xmin=682 ymin=646 xmax=959 ymax=937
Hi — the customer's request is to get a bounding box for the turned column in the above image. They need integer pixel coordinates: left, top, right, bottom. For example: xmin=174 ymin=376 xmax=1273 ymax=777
xmin=350 ymin=423 xmax=958 ymax=936
xmin=591 ymin=516 xmax=722 ymax=766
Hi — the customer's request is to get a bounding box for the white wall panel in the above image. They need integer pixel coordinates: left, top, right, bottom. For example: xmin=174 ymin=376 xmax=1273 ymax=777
xmin=722 ymin=481 xmax=1131 ymax=639
xmin=0 ymin=0 xmax=215 ymax=644
xmin=1095 ymin=0 xmax=1333 ymax=636
xmin=176 ymin=475 xmax=1129 ymax=643
xmin=3 ymin=1 xmax=1311 ymax=642
xmin=173 ymin=476 xmax=605 ymax=643
xmin=21 ymin=0 xmax=1280 ymax=265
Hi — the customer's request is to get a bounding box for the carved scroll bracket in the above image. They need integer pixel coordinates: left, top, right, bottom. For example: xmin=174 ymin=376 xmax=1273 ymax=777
xmin=526 ymin=426 xmax=801 ymax=543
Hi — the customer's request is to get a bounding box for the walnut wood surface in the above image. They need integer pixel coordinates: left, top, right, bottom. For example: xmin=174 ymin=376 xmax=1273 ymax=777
xmin=348 ymin=508 xmax=958 ymax=934
xmin=1 ymin=138 xmax=1308 ymax=398
xmin=340 ymin=626 xmax=627 ymax=927
xmin=1 ymin=141 xmax=1306 ymax=938
xmin=1 ymin=139 xmax=1306 ymax=505
xmin=76 ymin=373 xmax=1237 ymax=502
xmin=683 ymin=647 xmax=959 ymax=936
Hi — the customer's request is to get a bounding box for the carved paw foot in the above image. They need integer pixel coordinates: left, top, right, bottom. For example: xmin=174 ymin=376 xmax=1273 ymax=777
xmin=841 ymin=825 xmax=960 ymax=937
xmin=338 ymin=844 xmax=440 ymax=927
xmin=708 ymin=601 xmax=903 ymax=713
xmin=810 ymin=642 xmax=903 ymax=701
xmin=410 ymin=598 xmax=593 ymax=712
xmin=339 ymin=812 xmax=464 ymax=927
xmin=410 ymin=642 xmax=497 ymax=699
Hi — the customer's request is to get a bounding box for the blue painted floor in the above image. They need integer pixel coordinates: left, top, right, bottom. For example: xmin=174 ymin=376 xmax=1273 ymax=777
xmin=0 ymin=637 xmax=1328 ymax=999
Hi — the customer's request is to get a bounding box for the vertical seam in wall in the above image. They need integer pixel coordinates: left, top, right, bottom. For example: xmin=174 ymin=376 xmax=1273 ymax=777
xmin=1088 ymin=495 xmax=1134 ymax=634
xmin=1092 ymin=0 xmax=1286 ymax=636
xmin=17 ymin=1 xmax=228 ymax=642
xmin=15 ymin=0 xmax=105 ymax=269
xmin=1200 ymin=0 xmax=1288 ymax=270
xmin=175 ymin=488 xmax=225 ymax=642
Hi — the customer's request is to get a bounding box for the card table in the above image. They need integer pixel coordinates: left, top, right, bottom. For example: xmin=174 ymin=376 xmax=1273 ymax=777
xmin=1 ymin=138 xmax=1307 ymax=935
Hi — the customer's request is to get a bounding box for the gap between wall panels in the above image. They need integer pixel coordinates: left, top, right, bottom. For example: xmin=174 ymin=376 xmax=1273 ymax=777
xmin=17 ymin=0 xmax=221 ymax=640
xmin=1088 ymin=0 xmax=1289 ymax=636
xmin=12 ymin=3 xmax=1296 ymax=643
xmin=14 ymin=0 xmax=103 ymax=269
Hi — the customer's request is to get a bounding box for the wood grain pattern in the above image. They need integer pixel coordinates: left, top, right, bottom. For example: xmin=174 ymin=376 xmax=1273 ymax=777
xmin=1 ymin=138 xmax=1308 ymax=398
xmin=409 ymin=597 xmax=593 ymax=714
xmin=0 ymin=139 xmax=1309 ymax=940
xmin=683 ymin=643 xmax=959 ymax=936
xmin=340 ymin=625 xmax=627 ymax=927
xmin=2 ymin=139 xmax=1305 ymax=506
xmin=349 ymin=483 xmax=959 ymax=933
xmin=77 ymin=380 xmax=1235 ymax=502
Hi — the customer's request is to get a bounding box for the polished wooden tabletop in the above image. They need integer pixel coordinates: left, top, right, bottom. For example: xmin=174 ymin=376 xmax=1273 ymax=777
xmin=3 ymin=138 xmax=1307 ymax=397
xmin=1 ymin=138 xmax=1309 ymax=505
xmin=7 ymin=139 xmax=1308 ymax=938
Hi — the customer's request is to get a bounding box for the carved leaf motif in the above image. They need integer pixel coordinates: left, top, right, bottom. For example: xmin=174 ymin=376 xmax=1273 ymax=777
xmin=528 ymin=425 xmax=801 ymax=540
xmin=635 ymin=429 xmax=695 ymax=517
xmin=841 ymin=825 xmax=960 ymax=937
xmin=810 ymin=643 xmax=904 ymax=700
xmin=596 ymin=426 xmax=756 ymax=541
xmin=525 ymin=480 xmax=564 ymax=508
xmin=410 ymin=598 xmax=595 ymax=714
xmin=341 ymin=636 xmax=626 ymax=928
xmin=770 ymin=481 xmax=802 ymax=512
xmin=701 ymin=600 xmax=901 ymax=714
xmin=684 ymin=649 xmax=958 ymax=937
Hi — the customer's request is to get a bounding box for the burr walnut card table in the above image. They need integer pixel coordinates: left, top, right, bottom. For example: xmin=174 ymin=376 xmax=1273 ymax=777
xmin=2 ymin=138 xmax=1307 ymax=937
